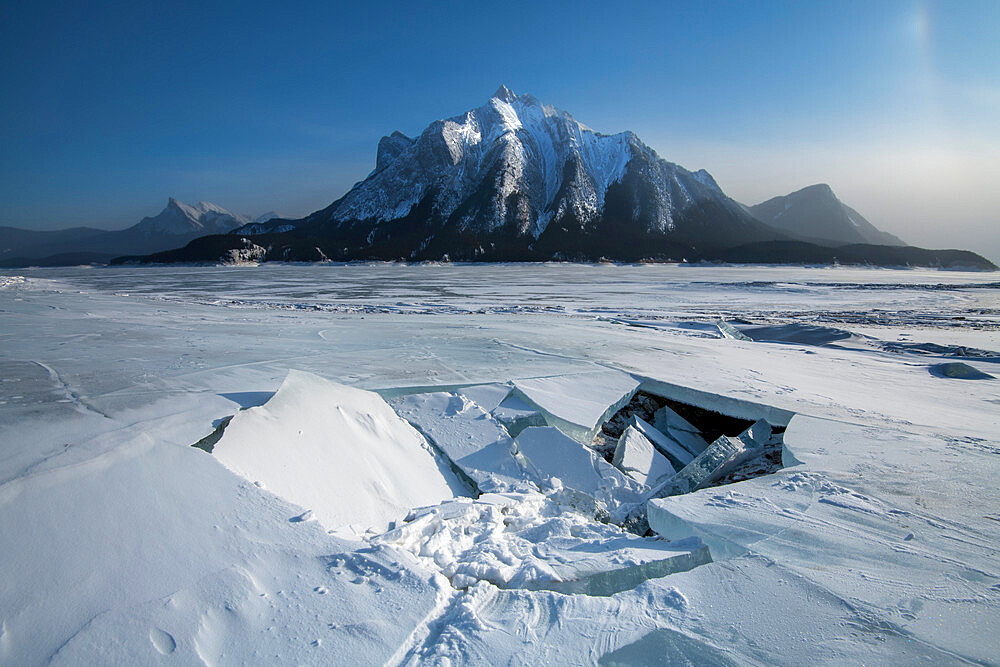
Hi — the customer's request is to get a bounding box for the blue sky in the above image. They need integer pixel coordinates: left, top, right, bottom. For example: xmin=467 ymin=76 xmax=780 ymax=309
xmin=2 ymin=0 xmax=998 ymax=258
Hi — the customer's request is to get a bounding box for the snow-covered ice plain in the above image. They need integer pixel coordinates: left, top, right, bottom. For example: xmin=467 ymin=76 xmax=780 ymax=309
xmin=1 ymin=263 xmax=998 ymax=665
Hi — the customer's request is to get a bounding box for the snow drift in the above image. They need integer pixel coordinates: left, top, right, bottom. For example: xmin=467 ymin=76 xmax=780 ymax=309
xmin=212 ymin=370 xmax=460 ymax=532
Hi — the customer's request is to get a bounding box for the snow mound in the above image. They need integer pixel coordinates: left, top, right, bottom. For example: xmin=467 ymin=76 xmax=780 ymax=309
xmin=928 ymin=362 xmax=995 ymax=380
xmin=213 ymin=370 xmax=458 ymax=532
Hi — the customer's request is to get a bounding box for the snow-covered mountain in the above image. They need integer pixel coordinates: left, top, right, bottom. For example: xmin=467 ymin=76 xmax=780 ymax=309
xmin=747 ymin=184 xmax=905 ymax=247
xmin=237 ymin=86 xmax=782 ymax=260
xmin=252 ymin=211 xmax=280 ymax=224
xmin=0 ymin=198 xmax=257 ymax=266
xmin=133 ymin=198 xmax=248 ymax=236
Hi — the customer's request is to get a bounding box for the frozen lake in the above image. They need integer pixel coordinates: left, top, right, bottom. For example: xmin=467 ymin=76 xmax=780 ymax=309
xmin=13 ymin=263 xmax=1000 ymax=322
xmin=1 ymin=264 xmax=998 ymax=664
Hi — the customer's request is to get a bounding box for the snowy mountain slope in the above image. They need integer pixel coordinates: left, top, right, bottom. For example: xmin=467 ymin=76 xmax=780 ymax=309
xmin=233 ymin=86 xmax=782 ymax=260
xmin=132 ymin=198 xmax=248 ymax=236
xmin=747 ymin=183 xmax=905 ymax=247
xmin=0 ymin=199 xmax=258 ymax=266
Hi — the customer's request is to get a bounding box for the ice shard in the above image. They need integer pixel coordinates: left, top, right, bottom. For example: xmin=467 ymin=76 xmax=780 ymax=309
xmin=612 ymin=425 xmax=676 ymax=488
xmin=649 ymin=419 xmax=773 ymax=498
xmin=651 ymin=405 xmax=709 ymax=456
xmin=631 ymin=415 xmax=695 ymax=469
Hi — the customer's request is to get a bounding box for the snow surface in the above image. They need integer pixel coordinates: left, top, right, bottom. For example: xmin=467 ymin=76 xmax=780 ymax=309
xmin=1 ymin=263 xmax=998 ymax=664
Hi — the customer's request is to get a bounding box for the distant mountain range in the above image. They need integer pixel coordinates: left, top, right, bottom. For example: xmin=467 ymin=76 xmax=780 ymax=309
xmin=0 ymin=200 xmax=277 ymax=267
xmin=121 ymin=87 xmax=991 ymax=269
xmin=746 ymin=184 xmax=905 ymax=247
xmin=4 ymin=87 xmax=995 ymax=270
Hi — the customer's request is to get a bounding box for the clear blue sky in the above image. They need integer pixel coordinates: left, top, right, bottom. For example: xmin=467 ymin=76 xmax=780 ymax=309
xmin=2 ymin=0 xmax=998 ymax=258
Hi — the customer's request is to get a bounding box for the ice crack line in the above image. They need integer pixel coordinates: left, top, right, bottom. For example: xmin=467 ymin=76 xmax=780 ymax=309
xmin=32 ymin=360 xmax=112 ymax=420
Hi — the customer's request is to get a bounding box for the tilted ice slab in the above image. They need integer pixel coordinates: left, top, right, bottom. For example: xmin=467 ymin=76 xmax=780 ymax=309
xmin=649 ymin=419 xmax=772 ymax=498
xmin=374 ymin=492 xmax=709 ymax=596
xmin=512 ymin=369 xmax=639 ymax=443
xmin=613 ymin=424 xmax=676 ymax=488
xmin=389 ymin=390 xmax=532 ymax=493
xmin=651 ymin=405 xmax=709 ymax=457
xmin=633 ymin=414 xmax=695 ymax=469
xmin=455 ymin=382 xmax=514 ymax=413
xmin=516 ymin=426 xmax=645 ymax=520
xmin=213 ymin=370 xmax=459 ymax=532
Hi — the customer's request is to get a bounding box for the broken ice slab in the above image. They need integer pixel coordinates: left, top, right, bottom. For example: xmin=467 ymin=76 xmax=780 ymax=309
xmin=612 ymin=425 xmax=676 ymax=488
xmin=374 ymin=493 xmax=710 ymax=596
xmin=388 ymin=391 xmax=532 ymax=493
xmin=631 ymin=415 xmax=695 ymax=470
xmin=518 ymin=536 xmax=712 ymax=597
xmin=649 ymin=419 xmax=773 ymax=498
xmin=512 ymin=369 xmax=640 ymax=443
xmin=516 ymin=426 xmax=645 ymax=519
xmin=652 ymin=403 xmax=700 ymax=435
xmin=212 ymin=370 xmax=459 ymax=532
xmin=492 ymin=394 xmax=547 ymax=437
xmin=716 ymin=319 xmax=751 ymax=341
xmin=651 ymin=406 xmax=709 ymax=457
xmin=455 ymin=382 xmax=515 ymax=412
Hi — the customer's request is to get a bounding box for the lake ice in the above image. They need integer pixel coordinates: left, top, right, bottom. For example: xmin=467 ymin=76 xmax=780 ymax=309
xmin=0 ymin=263 xmax=997 ymax=664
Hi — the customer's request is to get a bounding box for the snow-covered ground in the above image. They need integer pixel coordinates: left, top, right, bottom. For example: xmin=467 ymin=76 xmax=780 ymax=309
xmin=0 ymin=263 xmax=997 ymax=665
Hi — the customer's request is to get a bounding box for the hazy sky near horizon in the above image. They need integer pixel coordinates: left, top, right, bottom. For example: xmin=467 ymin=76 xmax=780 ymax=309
xmin=2 ymin=0 xmax=998 ymax=260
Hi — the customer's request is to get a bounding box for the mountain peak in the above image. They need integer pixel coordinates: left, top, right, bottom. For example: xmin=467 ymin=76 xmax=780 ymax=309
xmin=492 ymin=84 xmax=516 ymax=103
xmin=796 ymin=183 xmax=835 ymax=198
xmin=748 ymin=184 xmax=905 ymax=247
xmin=138 ymin=198 xmax=247 ymax=236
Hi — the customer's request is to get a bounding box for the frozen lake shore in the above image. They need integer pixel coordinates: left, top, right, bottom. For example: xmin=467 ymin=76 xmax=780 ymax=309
xmin=1 ymin=264 xmax=997 ymax=664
